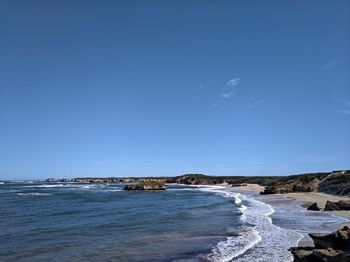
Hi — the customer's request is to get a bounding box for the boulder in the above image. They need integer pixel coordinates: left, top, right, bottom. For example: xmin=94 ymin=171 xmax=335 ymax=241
xmin=290 ymin=226 xmax=350 ymax=262
xmin=310 ymin=226 xmax=350 ymax=251
xmin=307 ymin=203 xmax=320 ymax=211
xmin=325 ymin=201 xmax=350 ymax=211
xmin=290 ymin=248 xmax=349 ymax=262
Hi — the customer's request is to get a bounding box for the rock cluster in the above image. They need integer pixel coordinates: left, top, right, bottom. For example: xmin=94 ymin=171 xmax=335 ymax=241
xmin=325 ymin=201 xmax=350 ymax=211
xmin=290 ymin=226 xmax=350 ymax=261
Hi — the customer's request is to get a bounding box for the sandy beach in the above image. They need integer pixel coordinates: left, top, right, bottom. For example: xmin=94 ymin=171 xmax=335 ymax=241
xmin=286 ymin=192 xmax=350 ymax=220
xmin=231 ymin=183 xmax=265 ymax=193
xmin=235 ymin=183 xmax=350 ymax=220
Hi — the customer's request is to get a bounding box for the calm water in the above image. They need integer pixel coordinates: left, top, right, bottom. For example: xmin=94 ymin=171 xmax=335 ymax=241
xmin=0 ymin=181 xmax=347 ymax=262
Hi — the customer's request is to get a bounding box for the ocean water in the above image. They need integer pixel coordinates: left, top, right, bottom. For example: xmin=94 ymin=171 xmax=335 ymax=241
xmin=0 ymin=181 xmax=347 ymax=262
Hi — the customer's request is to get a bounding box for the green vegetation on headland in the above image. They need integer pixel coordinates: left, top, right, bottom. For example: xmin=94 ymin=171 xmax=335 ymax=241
xmin=49 ymin=169 xmax=350 ymax=196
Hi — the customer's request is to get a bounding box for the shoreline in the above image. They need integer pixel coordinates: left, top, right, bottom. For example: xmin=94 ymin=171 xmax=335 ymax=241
xmin=232 ymin=183 xmax=350 ymax=220
xmin=228 ymin=184 xmax=350 ymax=248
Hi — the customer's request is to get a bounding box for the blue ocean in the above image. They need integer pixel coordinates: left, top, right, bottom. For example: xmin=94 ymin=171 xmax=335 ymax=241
xmin=0 ymin=181 xmax=347 ymax=262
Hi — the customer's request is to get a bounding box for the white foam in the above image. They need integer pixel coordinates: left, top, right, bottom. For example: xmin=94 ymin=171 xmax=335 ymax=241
xmin=26 ymin=184 xmax=64 ymax=188
xmin=207 ymin=229 xmax=261 ymax=262
xmin=17 ymin=192 xmax=52 ymax=196
xmin=192 ymin=185 xmax=303 ymax=262
xmin=0 ymin=182 xmax=4 ymax=184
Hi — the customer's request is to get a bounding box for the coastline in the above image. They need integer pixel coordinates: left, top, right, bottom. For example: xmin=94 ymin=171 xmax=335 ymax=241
xmin=199 ymin=184 xmax=301 ymax=261
xmin=231 ymin=184 xmax=350 ymax=247
xmin=232 ymin=183 xmax=350 ymax=220
xmin=286 ymin=192 xmax=350 ymax=220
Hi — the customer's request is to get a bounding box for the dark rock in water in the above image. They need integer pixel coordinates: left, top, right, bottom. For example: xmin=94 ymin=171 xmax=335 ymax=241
xmin=290 ymin=226 xmax=350 ymax=262
xmin=325 ymin=201 xmax=350 ymax=211
xmin=124 ymin=181 xmax=167 ymax=191
xmin=124 ymin=184 xmax=145 ymax=190
xmin=307 ymin=203 xmax=320 ymax=211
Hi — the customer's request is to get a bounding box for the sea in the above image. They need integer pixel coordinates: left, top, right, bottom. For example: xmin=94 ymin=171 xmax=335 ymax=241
xmin=0 ymin=181 xmax=347 ymax=262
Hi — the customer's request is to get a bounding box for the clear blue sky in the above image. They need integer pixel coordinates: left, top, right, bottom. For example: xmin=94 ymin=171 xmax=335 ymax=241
xmin=1 ymin=1 xmax=349 ymax=179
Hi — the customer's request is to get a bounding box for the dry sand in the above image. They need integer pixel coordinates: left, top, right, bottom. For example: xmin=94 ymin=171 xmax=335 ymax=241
xmin=231 ymin=183 xmax=265 ymax=193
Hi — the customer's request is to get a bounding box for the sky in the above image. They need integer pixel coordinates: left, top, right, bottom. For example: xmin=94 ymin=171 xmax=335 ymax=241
xmin=0 ymin=1 xmax=350 ymax=179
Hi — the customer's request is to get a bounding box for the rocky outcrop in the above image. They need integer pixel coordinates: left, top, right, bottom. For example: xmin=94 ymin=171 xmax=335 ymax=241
xmin=124 ymin=184 xmax=144 ymax=190
xmin=325 ymin=201 xmax=350 ymax=211
xmin=124 ymin=181 xmax=167 ymax=191
xmin=260 ymin=173 xmax=329 ymax=194
xmin=290 ymin=226 xmax=350 ymax=261
xmin=311 ymin=226 xmax=350 ymax=251
xmin=307 ymin=203 xmax=320 ymax=211
xmin=290 ymin=247 xmax=349 ymax=262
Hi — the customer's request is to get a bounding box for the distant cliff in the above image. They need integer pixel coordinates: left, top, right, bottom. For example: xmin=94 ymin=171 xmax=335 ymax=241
xmin=50 ymin=169 xmax=350 ymax=197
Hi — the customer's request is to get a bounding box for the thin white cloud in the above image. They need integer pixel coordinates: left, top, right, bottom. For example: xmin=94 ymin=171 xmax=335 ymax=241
xmin=213 ymin=77 xmax=241 ymax=108
xmin=338 ymin=99 xmax=350 ymax=114
xmin=323 ymin=61 xmax=336 ymax=70
xmin=226 ymin=78 xmax=241 ymax=87
xmin=340 ymin=98 xmax=350 ymax=106
xmin=220 ymin=92 xmax=236 ymax=99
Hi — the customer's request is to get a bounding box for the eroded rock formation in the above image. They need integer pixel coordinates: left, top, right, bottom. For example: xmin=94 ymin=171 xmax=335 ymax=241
xmin=325 ymin=201 xmax=350 ymax=211
xmin=290 ymin=226 xmax=350 ymax=261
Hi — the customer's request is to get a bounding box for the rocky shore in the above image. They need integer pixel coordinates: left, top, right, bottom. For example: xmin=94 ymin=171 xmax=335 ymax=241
xmin=290 ymin=226 xmax=350 ymax=261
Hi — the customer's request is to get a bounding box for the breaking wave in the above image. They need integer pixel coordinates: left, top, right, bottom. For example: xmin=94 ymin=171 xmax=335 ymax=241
xmin=194 ymin=185 xmax=303 ymax=262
